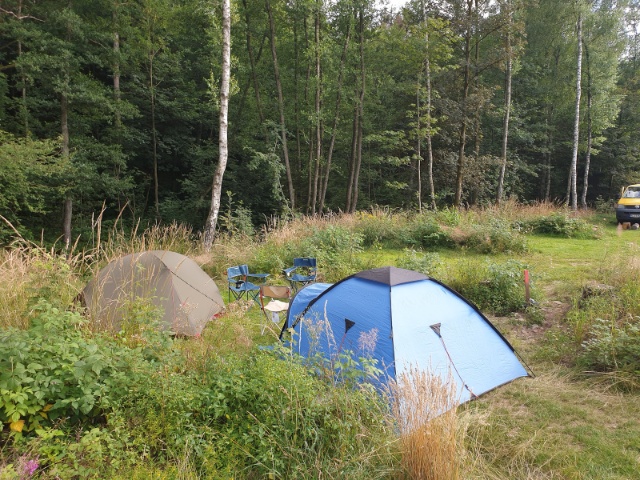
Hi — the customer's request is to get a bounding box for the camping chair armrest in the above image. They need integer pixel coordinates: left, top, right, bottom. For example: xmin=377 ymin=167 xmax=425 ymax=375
xmin=282 ymin=266 xmax=297 ymax=277
xmin=247 ymin=272 xmax=269 ymax=283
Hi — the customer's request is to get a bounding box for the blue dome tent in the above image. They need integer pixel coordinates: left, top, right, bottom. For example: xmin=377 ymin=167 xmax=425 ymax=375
xmin=281 ymin=266 xmax=529 ymax=404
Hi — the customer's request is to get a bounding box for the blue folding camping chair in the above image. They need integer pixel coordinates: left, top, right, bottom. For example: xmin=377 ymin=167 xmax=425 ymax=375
xmin=283 ymin=257 xmax=317 ymax=292
xmin=227 ymin=264 xmax=269 ymax=305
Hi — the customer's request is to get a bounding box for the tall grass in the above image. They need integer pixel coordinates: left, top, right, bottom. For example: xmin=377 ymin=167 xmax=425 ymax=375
xmin=390 ymin=365 xmax=460 ymax=480
xmin=0 ymin=242 xmax=86 ymax=329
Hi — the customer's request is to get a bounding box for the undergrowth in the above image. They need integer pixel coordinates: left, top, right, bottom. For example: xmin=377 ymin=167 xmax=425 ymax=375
xmin=2 ymin=203 xmax=635 ymax=479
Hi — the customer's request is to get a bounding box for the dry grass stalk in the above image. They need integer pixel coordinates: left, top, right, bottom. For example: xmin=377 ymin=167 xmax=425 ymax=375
xmin=391 ymin=365 xmax=460 ymax=480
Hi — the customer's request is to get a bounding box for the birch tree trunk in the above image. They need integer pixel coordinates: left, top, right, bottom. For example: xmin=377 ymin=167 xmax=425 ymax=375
xmin=203 ymin=0 xmax=231 ymax=251
xmin=496 ymin=1 xmax=513 ymax=204
xmin=568 ymin=11 xmax=582 ymax=211
xmin=580 ymin=43 xmax=592 ymax=209
xmin=424 ymin=6 xmax=436 ymax=210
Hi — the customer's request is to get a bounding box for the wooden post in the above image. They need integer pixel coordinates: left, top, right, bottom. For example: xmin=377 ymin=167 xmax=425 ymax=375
xmin=524 ymin=269 xmax=530 ymax=305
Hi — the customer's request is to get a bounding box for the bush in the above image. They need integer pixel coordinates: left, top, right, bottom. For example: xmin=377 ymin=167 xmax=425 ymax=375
xmin=448 ymin=260 xmax=530 ymax=316
xmin=464 ymin=219 xmax=528 ymax=254
xmin=580 ymin=317 xmax=640 ymax=376
xmin=353 ymin=209 xmax=404 ymax=247
xmin=303 ymin=225 xmax=367 ymax=281
xmin=396 ymin=249 xmax=442 ymax=277
xmin=400 ymin=216 xmax=454 ymax=249
xmin=0 ymin=302 xmax=134 ymax=434
xmin=517 ymin=213 xmax=598 ymax=239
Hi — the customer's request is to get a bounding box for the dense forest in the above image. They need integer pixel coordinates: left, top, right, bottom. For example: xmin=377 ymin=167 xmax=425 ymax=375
xmin=1 ymin=0 xmax=639 ymax=244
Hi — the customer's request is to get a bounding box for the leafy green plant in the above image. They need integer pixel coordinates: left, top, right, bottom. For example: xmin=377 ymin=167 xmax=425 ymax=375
xmin=448 ymin=260 xmax=531 ymax=315
xmin=400 ymin=216 xmax=454 ymax=249
xmin=219 ymin=191 xmax=255 ymax=237
xmin=517 ymin=213 xmax=599 ymax=239
xmin=0 ymin=301 xmax=132 ymax=433
xmin=199 ymin=350 xmax=393 ymax=478
xmin=303 ymin=225 xmax=366 ymax=281
xmin=396 ymin=249 xmax=442 ymax=276
xmin=464 ymin=219 xmax=528 ymax=254
xmin=580 ymin=317 xmax=640 ymax=376
xmin=353 ymin=209 xmax=404 ymax=247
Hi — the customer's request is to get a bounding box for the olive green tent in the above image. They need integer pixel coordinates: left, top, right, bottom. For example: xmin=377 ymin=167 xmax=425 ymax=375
xmin=82 ymin=250 xmax=224 ymax=336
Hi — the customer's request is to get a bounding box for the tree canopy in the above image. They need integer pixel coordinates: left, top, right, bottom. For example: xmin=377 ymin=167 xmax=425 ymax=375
xmin=0 ymin=0 xmax=637 ymax=243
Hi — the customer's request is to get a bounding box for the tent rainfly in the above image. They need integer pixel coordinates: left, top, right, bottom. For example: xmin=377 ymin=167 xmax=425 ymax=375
xmin=281 ymin=266 xmax=529 ymax=404
xmin=82 ymin=250 xmax=224 ymax=336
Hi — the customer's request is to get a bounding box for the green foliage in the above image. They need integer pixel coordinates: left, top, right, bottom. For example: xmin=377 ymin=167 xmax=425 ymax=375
xmin=353 ymin=209 xmax=404 ymax=247
xmin=396 ymin=248 xmax=442 ymax=276
xmin=464 ymin=219 xmax=529 ymax=254
xmin=448 ymin=260 xmax=531 ymax=315
xmin=201 ymin=352 xmax=387 ymax=476
xmin=0 ymin=132 xmax=67 ymax=241
xmin=517 ymin=213 xmax=599 ymax=239
xmin=400 ymin=215 xmax=454 ymax=249
xmin=219 ymin=191 xmax=255 ymax=237
xmin=580 ymin=317 xmax=640 ymax=376
xmin=565 ymin=274 xmax=640 ymax=383
xmin=434 ymin=207 xmax=461 ymax=227
xmin=303 ymin=226 xmax=367 ymax=281
xmin=0 ymin=302 xmax=131 ymax=433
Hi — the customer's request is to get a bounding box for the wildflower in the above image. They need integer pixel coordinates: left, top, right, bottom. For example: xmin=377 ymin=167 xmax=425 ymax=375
xmin=23 ymin=459 xmax=39 ymax=477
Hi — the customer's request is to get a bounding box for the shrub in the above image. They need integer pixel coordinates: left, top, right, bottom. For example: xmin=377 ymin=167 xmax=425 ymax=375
xmin=302 ymin=225 xmax=367 ymax=281
xmin=199 ymin=350 xmax=394 ymax=478
xmin=396 ymin=249 xmax=442 ymax=277
xmin=448 ymin=260 xmax=530 ymax=316
xmin=580 ymin=317 xmax=640 ymax=376
xmin=464 ymin=219 xmax=528 ymax=254
xmin=0 ymin=302 xmax=133 ymax=434
xmin=517 ymin=213 xmax=598 ymax=239
xmin=353 ymin=209 xmax=404 ymax=247
xmin=400 ymin=215 xmax=454 ymax=249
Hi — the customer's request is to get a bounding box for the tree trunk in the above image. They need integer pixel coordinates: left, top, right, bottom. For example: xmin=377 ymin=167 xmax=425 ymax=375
xmin=497 ymin=3 xmax=512 ymax=204
xmin=454 ymin=0 xmax=473 ymax=208
xmin=568 ymin=12 xmax=582 ymax=211
xmin=319 ymin=10 xmax=352 ymax=213
xmin=62 ymin=0 xmax=72 ymax=252
xmin=544 ymin=127 xmax=552 ymax=202
xmin=345 ymin=100 xmax=358 ymax=212
xmin=581 ymin=62 xmax=592 ymax=208
xmin=113 ymin=3 xmax=122 ymax=130
xmin=311 ymin=0 xmax=322 ymax=214
xmin=266 ymin=0 xmax=296 ymax=209
xmin=423 ymin=5 xmax=435 ymax=210
xmin=203 ymin=0 xmax=231 ymax=251
xmin=242 ymin=0 xmax=265 ymax=125
xmin=416 ymin=85 xmax=422 ymax=214
xmin=17 ymin=0 xmax=29 ymax=137
xmin=350 ymin=5 xmax=365 ymax=214
xmin=150 ymin=53 xmax=159 ymax=219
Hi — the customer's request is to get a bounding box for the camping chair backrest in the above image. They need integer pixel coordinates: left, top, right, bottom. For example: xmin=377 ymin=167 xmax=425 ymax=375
xmin=294 ymin=257 xmax=316 ymax=270
xmin=260 ymin=285 xmax=291 ymax=304
xmin=284 ymin=257 xmax=317 ymax=291
xmin=227 ymin=264 xmax=249 ymax=281
xmin=259 ymin=284 xmax=291 ymax=334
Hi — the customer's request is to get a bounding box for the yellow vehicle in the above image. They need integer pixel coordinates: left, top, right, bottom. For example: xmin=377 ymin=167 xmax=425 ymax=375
xmin=616 ymin=184 xmax=640 ymax=223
